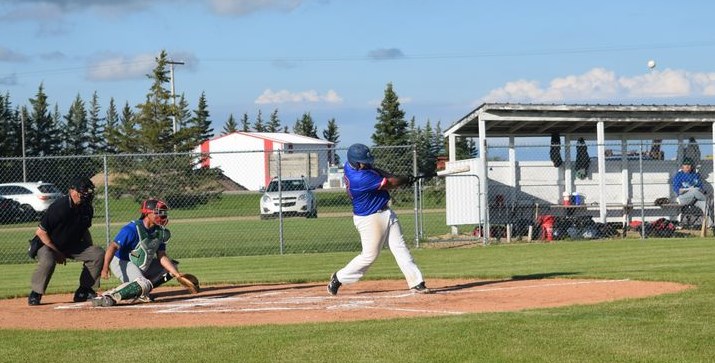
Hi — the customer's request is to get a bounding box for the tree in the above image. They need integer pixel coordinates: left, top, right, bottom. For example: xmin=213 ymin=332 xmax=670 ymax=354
xmin=293 ymin=112 xmax=317 ymax=137
xmin=0 ymin=92 xmax=18 ymax=157
xmin=372 ymin=82 xmax=409 ymax=173
xmin=223 ymin=113 xmax=238 ymax=135
xmin=132 ymin=50 xmax=175 ymax=153
xmin=115 ymin=101 xmax=137 ymax=153
xmin=253 ymin=109 xmax=265 ymax=132
xmin=322 ymin=117 xmax=341 ymax=165
xmin=191 ymin=91 xmax=214 ymax=143
xmin=27 ymin=83 xmax=62 ymax=157
xmin=63 ymin=94 xmax=89 ymax=155
xmin=267 ymin=108 xmax=281 ymax=132
xmin=372 ymin=82 xmax=408 ymax=146
xmin=87 ymin=92 xmax=104 ymax=154
xmin=240 ymin=112 xmax=250 ymax=132
xmin=103 ymin=98 xmax=120 ymax=154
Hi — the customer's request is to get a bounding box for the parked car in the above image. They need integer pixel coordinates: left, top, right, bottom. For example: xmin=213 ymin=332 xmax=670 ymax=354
xmin=0 ymin=181 xmax=64 ymax=216
xmin=260 ymin=177 xmax=317 ymax=219
xmin=0 ymin=196 xmax=33 ymax=223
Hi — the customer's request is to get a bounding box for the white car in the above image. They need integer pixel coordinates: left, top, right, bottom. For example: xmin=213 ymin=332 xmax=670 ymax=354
xmin=0 ymin=181 xmax=64 ymax=215
xmin=260 ymin=177 xmax=317 ymax=219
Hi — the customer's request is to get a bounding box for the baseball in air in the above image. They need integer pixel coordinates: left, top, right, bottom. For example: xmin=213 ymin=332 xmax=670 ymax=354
xmin=647 ymin=60 xmax=656 ymax=69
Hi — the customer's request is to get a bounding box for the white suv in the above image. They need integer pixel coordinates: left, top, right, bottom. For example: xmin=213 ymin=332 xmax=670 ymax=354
xmin=260 ymin=177 xmax=317 ymax=219
xmin=0 ymin=182 xmax=64 ymax=215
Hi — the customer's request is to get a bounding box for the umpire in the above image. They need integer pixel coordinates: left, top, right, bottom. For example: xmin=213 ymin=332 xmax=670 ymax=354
xmin=28 ymin=176 xmax=104 ymax=306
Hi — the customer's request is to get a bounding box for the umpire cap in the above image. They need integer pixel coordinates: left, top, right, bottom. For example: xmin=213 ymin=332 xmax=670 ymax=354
xmin=347 ymin=143 xmax=374 ymax=166
xmin=69 ymin=176 xmax=95 ymax=193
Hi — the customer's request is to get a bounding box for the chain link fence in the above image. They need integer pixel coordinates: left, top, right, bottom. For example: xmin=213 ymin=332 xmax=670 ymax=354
xmin=1 ymin=145 xmax=457 ymax=264
xmin=470 ymin=139 xmax=714 ymax=242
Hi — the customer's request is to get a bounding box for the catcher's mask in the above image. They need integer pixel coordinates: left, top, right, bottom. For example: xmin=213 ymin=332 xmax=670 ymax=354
xmin=140 ymin=199 xmax=170 ymax=226
xmin=70 ymin=177 xmax=95 ymax=204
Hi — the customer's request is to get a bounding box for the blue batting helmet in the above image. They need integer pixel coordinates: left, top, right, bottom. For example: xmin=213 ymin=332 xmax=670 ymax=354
xmin=347 ymin=143 xmax=374 ymax=165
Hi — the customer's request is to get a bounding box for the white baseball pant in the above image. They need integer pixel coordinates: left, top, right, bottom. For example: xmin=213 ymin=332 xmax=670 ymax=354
xmin=336 ymin=209 xmax=424 ymax=288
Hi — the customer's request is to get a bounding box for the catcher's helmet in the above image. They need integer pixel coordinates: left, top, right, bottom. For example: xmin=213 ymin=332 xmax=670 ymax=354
xmin=347 ymin=143 xmax=374 ymax=166
xmin=140 ymin=199 xmax=170 ymax=226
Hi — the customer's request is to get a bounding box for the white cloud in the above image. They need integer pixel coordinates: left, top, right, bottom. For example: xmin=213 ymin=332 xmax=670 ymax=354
xmin=0 ymin=73 xmax=18 ymax=86
xmin=482 ymin=67 xmax=715 ymax=103
xmin=86 ymin=53 xmax=157 ymax=81
xmin=0 ymin=47 xmax=29 ymax=62
xmin=255 ymin=89 xmax=343 ymax=104
xmin=368 ymin=48 xmax=405 ymax=60
xmin=85 ymin=51 xmax=198 ymax=81
xmin=208 ymin=0 xmax=304 ymax=16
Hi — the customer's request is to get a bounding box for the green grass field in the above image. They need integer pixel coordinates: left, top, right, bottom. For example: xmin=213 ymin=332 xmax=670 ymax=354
xmin=1 ymin=238 xmax=714 ymax=362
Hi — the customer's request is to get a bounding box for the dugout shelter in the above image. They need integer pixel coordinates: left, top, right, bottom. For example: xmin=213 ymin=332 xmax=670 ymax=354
xmin=442 ymin=103 xmax=715 ymax=239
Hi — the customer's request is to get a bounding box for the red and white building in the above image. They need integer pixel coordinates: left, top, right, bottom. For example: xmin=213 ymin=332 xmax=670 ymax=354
xmin=195 ymin=132 xmax=333 ymax=191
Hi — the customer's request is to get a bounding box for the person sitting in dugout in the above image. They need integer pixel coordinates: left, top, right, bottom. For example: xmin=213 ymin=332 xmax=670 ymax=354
xmin=92 ymin=199 xmax=191 ymax=307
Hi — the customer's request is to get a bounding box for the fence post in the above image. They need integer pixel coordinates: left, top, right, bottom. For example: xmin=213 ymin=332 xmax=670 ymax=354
xmin=103 ymin=154 xmax=110 ymax=246
xmin=412 ymin=145 xmax=419 ymax=248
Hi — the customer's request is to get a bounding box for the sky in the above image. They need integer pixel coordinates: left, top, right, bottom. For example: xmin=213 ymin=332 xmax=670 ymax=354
xmin=3 ymin=0 xmax=715 ymax=151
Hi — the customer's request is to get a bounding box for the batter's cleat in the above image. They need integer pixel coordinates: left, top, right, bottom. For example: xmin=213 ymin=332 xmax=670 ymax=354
xmin=327 ymin=273 xmax=341 ymax=296
xmin=28 ymin=291 xmax=42 ymax=306
xmin=73 ymin=287 xmax=97 ymax=302
xmin=91 ymin=295 xmax=116 ymax=307
xmin=410 ymin=282 xmax=433 ymax=294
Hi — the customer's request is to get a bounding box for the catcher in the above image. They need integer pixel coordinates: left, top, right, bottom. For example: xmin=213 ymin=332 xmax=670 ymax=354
xmin=92 ymin=199 xmax=199 ymax=307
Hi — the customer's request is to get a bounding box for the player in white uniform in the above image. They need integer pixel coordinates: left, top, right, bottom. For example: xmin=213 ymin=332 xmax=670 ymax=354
xmin=327 ymin=143 xmax=431 ymax=295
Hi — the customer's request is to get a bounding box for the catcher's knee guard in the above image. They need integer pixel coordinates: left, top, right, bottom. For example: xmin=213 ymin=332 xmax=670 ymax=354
xmin=109 ymin=277 xmax=153 ymax=303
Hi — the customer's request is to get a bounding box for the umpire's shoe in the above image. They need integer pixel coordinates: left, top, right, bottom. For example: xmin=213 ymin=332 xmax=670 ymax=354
xmin=73 ymin=286 xmax=97 ymax=302
xmin=28 ymin=291 xmax=42 ymax=306
xmin=327 ymin=273 xmax=342 ymax=296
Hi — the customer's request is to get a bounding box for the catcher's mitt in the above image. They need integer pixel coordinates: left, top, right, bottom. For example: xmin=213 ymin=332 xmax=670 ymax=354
xmin=176 ymin=273 xmax=200 ymax=294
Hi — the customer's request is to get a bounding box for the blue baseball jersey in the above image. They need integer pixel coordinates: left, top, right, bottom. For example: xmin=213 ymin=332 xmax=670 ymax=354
xmin=343 ymin=162 xmax=390 ymax=216
xmin=112 ymin=220 xmax=166 ymax=261
xmin=672 ymin=170 xmax=703 ymax=194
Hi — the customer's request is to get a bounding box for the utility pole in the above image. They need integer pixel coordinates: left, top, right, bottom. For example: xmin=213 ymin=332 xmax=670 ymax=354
xmin=167 ymin=59 xmax=185 ymax=134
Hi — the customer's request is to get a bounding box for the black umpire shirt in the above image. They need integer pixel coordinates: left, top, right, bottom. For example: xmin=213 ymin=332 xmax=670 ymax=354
xmin=39 ymin=195 xmax=93 ymax=254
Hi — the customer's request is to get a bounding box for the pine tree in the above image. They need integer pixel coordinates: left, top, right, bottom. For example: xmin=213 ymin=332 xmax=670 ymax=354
xmin=372 ymin=82 xmax=408 ymax=146
xmin=27 ymin=83 xmax=62 ymax=157
xmin=87 ymin=91 xmax=104 ymax=154
xmin=191 ymin=92 xmax=214 ymax=143
xmin=103 ymin=98 xmax=120 ymax=154
xmin=240 ymin=112 xmax=250 ymax=132
xmin=0 ymin=92 xmax=18 ymax=157
xmin=322 ymin=117 xmax=341 ymax=165
xmin=293 ymin=112 xmax=317 ymax=137
xmin=63 ymin=94 xmax=89 ymax=155
xmin=223 ymin=113 xmax=238 ymax=135
xmin=254 ymin=109 xmax=265 ymax=132
xmin=116 ymin=101 xmax=137 ymax=153
xmin=267 ymin=108 xmax=281 ymax=132
xmin=133 ymin=50 xmax=174 ymax=153
xmin=371 ymin=82 xmax=409 ymax=173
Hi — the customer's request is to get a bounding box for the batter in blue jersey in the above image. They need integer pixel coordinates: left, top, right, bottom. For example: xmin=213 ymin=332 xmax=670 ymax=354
xmin=327 ymin=143 xmax=432 ymax=295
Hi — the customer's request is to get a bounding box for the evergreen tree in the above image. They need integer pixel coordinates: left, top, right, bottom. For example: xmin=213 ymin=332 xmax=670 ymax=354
xmin=103 ymin=98 xmax=120 ymax=154
xmin=116 ymin=101 xmax=137 ymax=153
xmin=191 ymin=91 xmax=213 ymax=143
xmin=371 ymin=82 xmax=409 ymax=173
xmin=172 ymin=94 xmax=196 ymax=151
xmin=267 ymin=108 xmax=281 ymax=132
xmin=253 ymin=109 xmax=265 ymax=132
xmin=0 ymin=92 xmax=18 ymax=157
xmin=222 ymin=113 xmax=238 ymax=135
xmin=63 ymin=94 xmax=89 ymax=155
xmin=322 ymin=117 xmax=341 ymax=165
xmin=27 ymin=83 xmax=62 ymax=157
xmin=87 ymin=91 xmax=104 ymax=154
xmin=240 ymin=112 xmax=250 ymax=132
xmin=133 ymin=50 xmax=175 ymax=153
xmin=372 ymin=82 xmax=408 ymax=146
xmin=293 ymin=112 xmax=317 ymax=137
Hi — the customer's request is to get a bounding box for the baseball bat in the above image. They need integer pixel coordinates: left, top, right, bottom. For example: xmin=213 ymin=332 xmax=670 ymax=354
xmin=436 ymin=165 xmax=471 ymax=177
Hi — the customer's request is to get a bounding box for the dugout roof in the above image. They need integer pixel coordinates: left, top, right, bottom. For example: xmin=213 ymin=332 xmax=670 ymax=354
xmin=444 ymin=103 xmax=715 ymax=139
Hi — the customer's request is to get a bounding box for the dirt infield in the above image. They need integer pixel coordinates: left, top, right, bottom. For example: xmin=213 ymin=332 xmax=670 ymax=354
xmin=1 ymin=278 xmax=690 ymax=330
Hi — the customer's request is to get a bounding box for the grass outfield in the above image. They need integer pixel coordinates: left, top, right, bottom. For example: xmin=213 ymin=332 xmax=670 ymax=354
xmin=1 ymin=238 xmax=715 ymax=362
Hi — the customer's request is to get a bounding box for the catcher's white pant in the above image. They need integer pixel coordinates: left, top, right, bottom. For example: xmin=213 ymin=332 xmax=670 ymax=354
xmin=336 ymin=209 xmax=423 ymax=288
xmin=109 ymin=257 xmax=165 ymax=284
